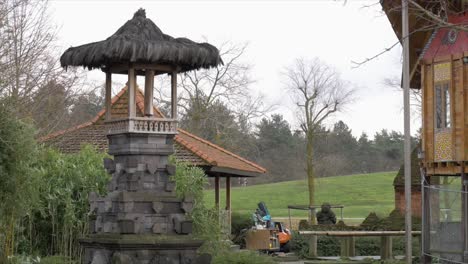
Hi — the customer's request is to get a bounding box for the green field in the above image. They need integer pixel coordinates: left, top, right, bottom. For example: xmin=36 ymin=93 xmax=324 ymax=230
xmin=204 ymin=171 xmax=397 ymax=221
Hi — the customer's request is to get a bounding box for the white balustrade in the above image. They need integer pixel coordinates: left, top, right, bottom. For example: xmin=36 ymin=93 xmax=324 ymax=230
xmin=105 ymin=117 xmax=178 ymax=135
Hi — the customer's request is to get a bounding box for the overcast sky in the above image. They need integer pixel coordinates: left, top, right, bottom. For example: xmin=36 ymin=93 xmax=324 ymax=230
xmin=49 ymin=0 xmax=419 ymax=138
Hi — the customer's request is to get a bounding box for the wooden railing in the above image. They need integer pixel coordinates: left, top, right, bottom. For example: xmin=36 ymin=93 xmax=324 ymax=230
xmin=299 ymin=230 xmax=422 ymax=260
xmin=105 ymin=117 xmax=178 ymax=135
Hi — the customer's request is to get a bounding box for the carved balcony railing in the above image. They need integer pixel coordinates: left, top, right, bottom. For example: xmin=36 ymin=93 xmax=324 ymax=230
xmin=105 ymin=117 xmax=178 ymax=135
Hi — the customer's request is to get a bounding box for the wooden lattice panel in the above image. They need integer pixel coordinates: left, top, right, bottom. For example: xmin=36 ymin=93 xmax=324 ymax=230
xmin=434 ymin=63 xmax=451 ymax=82
xmin=434 ymin=130 xmax=453 ymax=161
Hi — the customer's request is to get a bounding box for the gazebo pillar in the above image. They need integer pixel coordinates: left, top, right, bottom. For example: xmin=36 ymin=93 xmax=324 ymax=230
xmin=128 ymin=66 xmax=136 ymax=118
xmin=144 ymin=69 xmax=155 ymax=116
xmin=226 ymin=176 xmax=231 ymax=234
xmin=226 ymin=176 xmax=231 ymax=212
xmin=215 ymin=175 xmax=220 ymax=210
xmin=171 ymin=71 xmax=177 ymax=119
xmin=105 ymin=72 xmax=112 ymax=121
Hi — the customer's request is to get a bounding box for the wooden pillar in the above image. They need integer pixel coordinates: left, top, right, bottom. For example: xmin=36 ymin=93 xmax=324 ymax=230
xmin=105 ymin=72 xmax=112 ymax=121
xmin=226 ymin=176 xmax=231 ymax=211
xmin=380 ymin=236 xmax=393 ymax=260
xmin=215 ymin=175 xmax=220 ymax=211
xmin=340 ymin=237 xmax=355 ymax=258
xmin=421 ymin=169 xmax=432 ymax=264
xmin=171 ymin=71 xmax=177 ymax=119
xmin=309 ymin=236 xmax=317 ymax=258
xmin=128 ymin=67 xmax=136 ymax=118
xmin=226 ymin=176 xmax=231 ymax=234
xmin=144 ymin=70 xmax=155 ymax=116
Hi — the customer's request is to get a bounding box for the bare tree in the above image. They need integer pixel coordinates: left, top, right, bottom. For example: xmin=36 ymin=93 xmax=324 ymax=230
xmin=155 ymin=41 xmax=273 ymax=139
xmin=0 ymin=0 xmax=96 ymax=135
xmin=284 ymin=58 xmax=355 ymax=223
xmin=352 ymin=0 xmax=468 ymax=68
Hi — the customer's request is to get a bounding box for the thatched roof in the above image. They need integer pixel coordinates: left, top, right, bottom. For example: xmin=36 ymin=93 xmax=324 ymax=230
xmin=60 ymin=9 xmax=222 ymax=72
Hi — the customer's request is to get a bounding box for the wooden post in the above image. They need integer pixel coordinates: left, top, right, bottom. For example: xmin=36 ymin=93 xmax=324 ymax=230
xmin=380 ymin=236 xmax=393 ymax=260
xmin=226 ymin=176 xmax=231 ymax=211
xmin=105 ymin=72 xmax=112 ymax=121
xmin=349 ymin=236 xmax=355 ymax=257
xmin=171 ymin=71 xmax=177 ymax=119
xmin=226 ymin=176 xmax=231 ymax=234
xmin=340 ymin=237 xmax=355 ymax=258
xmin=309 ymin=236 xmax=317 ymax=258
xmin=128 ymin=66 xmax=136 ymax=118
xmin=215 ymin=175 xmax=220 ymax=211
xmin=144 ymin=70 xmax=155 ymax=116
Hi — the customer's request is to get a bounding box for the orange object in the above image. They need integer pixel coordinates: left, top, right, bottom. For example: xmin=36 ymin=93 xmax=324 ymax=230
xmin=278 ymin=231 xmax=291 ymax=244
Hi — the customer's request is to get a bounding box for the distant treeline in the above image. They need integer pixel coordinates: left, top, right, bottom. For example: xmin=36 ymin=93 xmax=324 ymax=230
xmin=185 ymin=113 xmax=418 ymax=186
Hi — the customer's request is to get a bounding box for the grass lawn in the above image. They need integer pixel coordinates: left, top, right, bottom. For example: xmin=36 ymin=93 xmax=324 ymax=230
xmin=204 ymin=171 xmax=397 ymax=221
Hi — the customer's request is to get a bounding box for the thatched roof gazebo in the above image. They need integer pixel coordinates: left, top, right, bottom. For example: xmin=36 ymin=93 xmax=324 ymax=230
xmin=60 ymin=9 xmax=224 ymax=264
xmin=61 ymin=8 xmax=222 ymax=73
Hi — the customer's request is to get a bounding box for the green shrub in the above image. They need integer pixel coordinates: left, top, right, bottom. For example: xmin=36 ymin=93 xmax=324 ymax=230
xmin=19 ymin=146 xmax=110 ymax=260
xmin=231 ymin=211 xmax=252 ymax=236
xmin=40 ymin=256 xmax=77 ymax=264
xmin=170 ymin=161 xmax=229 ymax=256
xmin=317 ymin=237 xmax=340 ymax=256
xmin=212 ymin=250 xmax=274 ymax=264
xmin=230 ymin=211 xmax=253 ymax=247
xmin=0 ymin=103 xmax=40 ymax=261
xmin=290 ymin=231 xmax=309 ymax=258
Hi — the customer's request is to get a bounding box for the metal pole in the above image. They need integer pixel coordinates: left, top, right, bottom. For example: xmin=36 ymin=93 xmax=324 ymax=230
xmin=402 ymin=0 xmax=412 ymax=263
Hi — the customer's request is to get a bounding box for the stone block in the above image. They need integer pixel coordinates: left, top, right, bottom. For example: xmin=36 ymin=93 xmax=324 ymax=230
xmin=103 ymin=158 xmax=115 ymax=174
xmin=111 ymin=252 xmax=134 ymax=264
xmin=181 ymin=201 xmax=193 ymax=214
xmin=147 ymin=163 xmax=158 ymax=174
xmin=165 ymin=181 xmax=176 ymax=192
xmin=115 ymin=163 xmax=124 ymax=174
xmin=118 ymin=220 xmax=135 ymax=234
xmin=103 ymin=222 xmax=113 ymax=233
xmin=166 ymin=164 xmax=176 ymax=176
xmin=89 ymin=220 xmax=96 ymax=234
xmin=152 ymin=202 xmax=164 ymax=213
xmin=172 ymin=215 xmax=193 ymax=234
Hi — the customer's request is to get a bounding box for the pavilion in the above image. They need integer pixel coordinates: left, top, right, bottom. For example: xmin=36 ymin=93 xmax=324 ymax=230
xmin=40 ymin=86 xmax=266 ymax=221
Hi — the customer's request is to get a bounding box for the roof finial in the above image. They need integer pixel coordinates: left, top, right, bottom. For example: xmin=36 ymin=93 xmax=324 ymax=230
xmin=134 ymin=8 xmax=146 ymax=19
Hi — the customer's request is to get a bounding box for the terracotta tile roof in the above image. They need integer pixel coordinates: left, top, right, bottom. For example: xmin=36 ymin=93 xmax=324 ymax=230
xmin=39 ymin=86 xmax=266 ymax=176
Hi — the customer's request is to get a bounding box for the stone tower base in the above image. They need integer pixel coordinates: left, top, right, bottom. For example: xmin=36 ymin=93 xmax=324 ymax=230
xmin=81 ymin=234 xmax=203 ymax=264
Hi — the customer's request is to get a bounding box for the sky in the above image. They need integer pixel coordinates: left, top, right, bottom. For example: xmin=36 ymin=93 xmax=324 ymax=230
xmin=49 ymin=0 xmax=419 ymax=138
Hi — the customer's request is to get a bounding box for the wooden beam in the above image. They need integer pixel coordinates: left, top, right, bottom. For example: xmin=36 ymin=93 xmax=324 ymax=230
xmin=210 ymin=166 xmax=261 ymax=177
xmin=105 ymin=72 xmax=112 ymax=121
xmin=128 ymin=66 xmax=136 ymax=118
xmin=144 ymin=70 xmax=155 ymax=116
xmin=106 ymin=63 xmax=176 ymax=75
xmin=171 ymin=71 xmax=177 ymax=119
xmin=226 ymin=176 xmax=231 ymax=211
xmin=215 ymin=175 xmax=220 ymax=211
